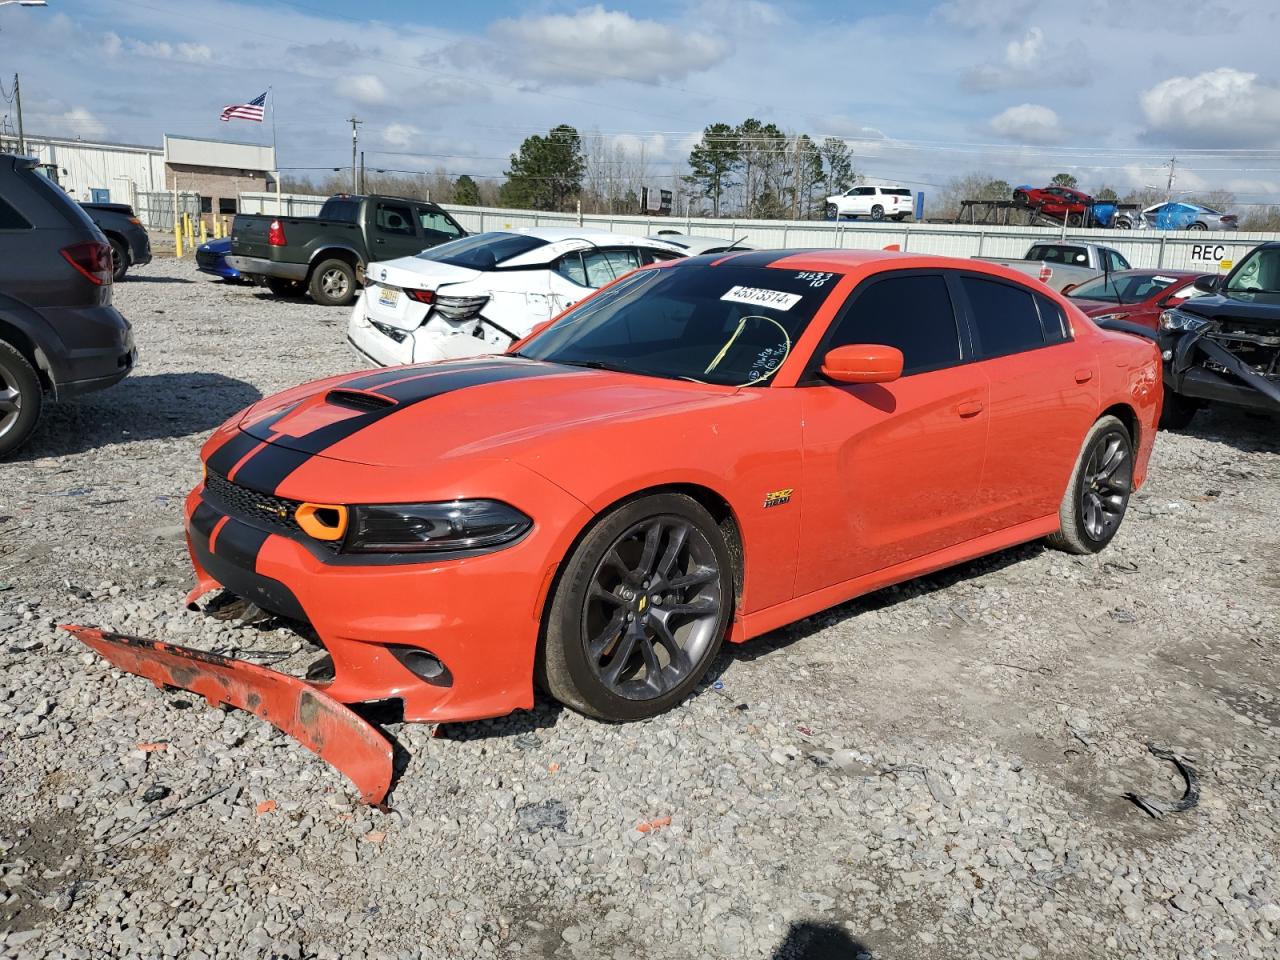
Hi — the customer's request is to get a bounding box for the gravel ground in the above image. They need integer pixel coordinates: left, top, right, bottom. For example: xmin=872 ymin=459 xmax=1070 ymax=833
xmin=1 ymin=256 xmax=1279 ymax=960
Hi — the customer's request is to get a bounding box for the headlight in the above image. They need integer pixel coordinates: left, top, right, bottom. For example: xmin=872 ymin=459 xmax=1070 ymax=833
xmin=1159 ymin=309 xmax=1209 ymax=333
xmin=346 ymin=500 xmax=531 ymax=554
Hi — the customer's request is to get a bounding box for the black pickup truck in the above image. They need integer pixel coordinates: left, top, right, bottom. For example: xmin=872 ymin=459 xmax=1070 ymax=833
xmin=227 ymin=194 xmax=467 ymax=306
xmin=1157 ymin=241 xmax=1280 ymax=428
xmin=80 ymin=201 xmax=152 ymax=282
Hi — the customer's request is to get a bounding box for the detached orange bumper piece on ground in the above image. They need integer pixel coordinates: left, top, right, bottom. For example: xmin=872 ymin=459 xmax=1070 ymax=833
xmin=63 ymin=625 xmax=394 ymax=806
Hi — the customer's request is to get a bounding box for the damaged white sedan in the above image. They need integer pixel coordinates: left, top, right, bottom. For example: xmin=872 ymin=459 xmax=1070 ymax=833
xmin=346 ymin=228 xmax=687 ymax=366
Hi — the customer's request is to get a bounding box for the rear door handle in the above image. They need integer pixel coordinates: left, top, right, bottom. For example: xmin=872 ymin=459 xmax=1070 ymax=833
xmin=956 ymin=400 xmax=984 ymax=418
xmin=1074 ymin=368 xmax=1093 ymax=383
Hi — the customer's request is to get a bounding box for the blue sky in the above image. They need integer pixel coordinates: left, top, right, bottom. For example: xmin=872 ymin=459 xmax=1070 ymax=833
xmin=4 ymin=0 xmax=1280 ymax=202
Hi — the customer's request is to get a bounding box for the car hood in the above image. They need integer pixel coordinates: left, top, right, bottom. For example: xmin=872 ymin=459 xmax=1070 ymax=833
xmin=1178 ymin=292 xmax=1280 ymax=327
xmin=234 ymin=357 xmax=733 ymax=470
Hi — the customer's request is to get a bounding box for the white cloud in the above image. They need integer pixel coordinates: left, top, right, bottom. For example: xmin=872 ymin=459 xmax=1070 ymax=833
xmin=1140 ymin=67 xmax=1280 ymax=147
xmin=339 ymin=74 xmax=389 ymax=105
xmin=59 ymin=107 xmax=106 ymax=139
xmin=102 ymin=32 xmax=122 ymax=57
xmin=988 ymin=103 xmax=1063 ymax=144
xmin=126 ymin=37 xmax=213 ymax=63
xmin=380 ymin=122 xmax=421 ymax=148
xmin=1004 ymin=27 xmax=1042 ymax=69
xmin=491 ymin=5 xmax=729 ymax=83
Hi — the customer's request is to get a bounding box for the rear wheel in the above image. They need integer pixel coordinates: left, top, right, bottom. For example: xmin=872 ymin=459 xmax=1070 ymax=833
xmin=893 ymin=213 xmax=907 ymax=222
xmin=109 ymin=237 xmax=129 ymax=282
xmin=540 ymin=493 xmax=733 ymax=721
xmin=0 ymin=340 xmax=42 ymax=459
xmin=825 ymin=203 xmax=839 ymax=221
xmin=1013 ymin=190 xmax=1029 ymax=206
xmin=1159 ymin=387 xmax=1199 ymax=430
xmin=266 ymin=277 xmax=303 ymax=298
xmin=309 ymin=259 xmax=357 ymax=306
xmin=1045 ymin=415 xmax=1133 ymax=555
xmin=870 ymin=205 xmax=885 ymax=221
xmin=1188 ymin=222 xmax=1208 ymax=231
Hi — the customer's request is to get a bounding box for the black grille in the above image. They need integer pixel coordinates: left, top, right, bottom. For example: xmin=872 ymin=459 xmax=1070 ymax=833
xmin=196 ymin=251 xmax=217 ymax=269
xmin=203 ymin=471 xmax=305 ymax=537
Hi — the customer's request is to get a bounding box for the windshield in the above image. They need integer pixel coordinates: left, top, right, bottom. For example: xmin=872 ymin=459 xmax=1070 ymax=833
xmin=1224 ymin=246 xmax=1280 ymax=297
xmin=1068 ymin=272 xmax=1181 ymax=304
xmin=1028 ymin=244 xmax=1089 ymax=266
xmin=519 ymin=263 xmax=842 ymax=387
xmin=417 ymin=232 xmax=548 ymax=270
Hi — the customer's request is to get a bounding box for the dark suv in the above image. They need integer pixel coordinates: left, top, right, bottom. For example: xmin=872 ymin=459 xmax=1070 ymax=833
xmin=0 ymin=154 xmax=135 ymax=457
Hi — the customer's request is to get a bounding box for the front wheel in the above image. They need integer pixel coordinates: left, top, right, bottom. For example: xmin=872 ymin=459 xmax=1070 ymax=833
xmin=870 ymin=205 xmax=885 ymax=221
xmin=109 ymin=238 xmax=129 ymax=282
xmin=1045 ymin=415 xmax=1133 ymax=555
xmin=308 ymin=259 xmax=357 ymax=306
xmin=825 ymin=203 xmax=839 ymax=221
xmin=540 ymin=493 xmax=733 ymax=721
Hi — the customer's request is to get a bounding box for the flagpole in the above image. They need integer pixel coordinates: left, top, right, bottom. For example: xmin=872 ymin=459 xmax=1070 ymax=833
xmin=270 ymin=86 xmax=282 ymax=217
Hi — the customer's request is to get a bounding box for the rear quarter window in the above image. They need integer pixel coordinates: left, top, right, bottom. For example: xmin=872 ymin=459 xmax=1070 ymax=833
xmin=960 ymin=276 xmax=1046 ymax=358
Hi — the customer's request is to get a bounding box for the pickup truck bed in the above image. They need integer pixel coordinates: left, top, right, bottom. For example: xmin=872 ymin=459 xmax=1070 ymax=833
xmin=974 ymin=240 xmax=1130 ymax=293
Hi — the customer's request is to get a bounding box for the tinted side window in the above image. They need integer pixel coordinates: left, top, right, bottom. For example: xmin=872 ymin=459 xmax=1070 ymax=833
xmin=375 ymin=203 xmax=414 ymax=236
xmin=0 ymin=197 xmax=32 ymax=230
xmin=827 ymin=275 xmax=961 ymax=375
xmin=1034 ymin=293 xmax=1069 ymax=344
xmin=961 ymin=276 xmax=1045 ymax=358
xmin=418 ymin=208 xmax=461 ymax=241
xmin=556 ymin=251 xmax=587 ymax=285
xmin=582 ymin=248 xmax=640 ymax=287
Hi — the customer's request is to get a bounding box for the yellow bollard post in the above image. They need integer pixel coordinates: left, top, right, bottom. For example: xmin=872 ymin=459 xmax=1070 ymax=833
xmin=174 ymin=217 xmax=183 ymax=259
xmin=185 ymin=214 xmax=194 ymax=252
xmin=213 ymin=217 xmax=222 ymax=240
xmin=200 ymin=220 xmax=208 ymax=245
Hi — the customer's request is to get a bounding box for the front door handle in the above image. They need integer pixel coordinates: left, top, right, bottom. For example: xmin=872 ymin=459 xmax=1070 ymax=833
xmin=1074 ymin=368 xmax=1093 ymax=383
xmin=956 ymin=400 xmax=984 ymax=418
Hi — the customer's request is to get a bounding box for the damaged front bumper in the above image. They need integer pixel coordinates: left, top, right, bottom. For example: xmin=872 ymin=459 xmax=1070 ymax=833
xmin=1163 ymin=323 xmax=1280 ymax=413
xmin=64 ymin=625 xmax=394 ymax=806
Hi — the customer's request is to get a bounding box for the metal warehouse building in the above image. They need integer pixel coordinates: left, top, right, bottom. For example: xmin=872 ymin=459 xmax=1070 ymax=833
xmin=7 ymin=133 xmax=166 ymax=205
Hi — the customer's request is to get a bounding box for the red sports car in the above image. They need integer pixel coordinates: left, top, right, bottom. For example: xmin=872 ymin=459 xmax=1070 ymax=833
xmin=1013 ymin=185 xmax=1095 ymax=221
xmin=71 ymin=250 xmax=1162 ymax=804
xmin=1064 ymin=269 xmax=1214 ymax=331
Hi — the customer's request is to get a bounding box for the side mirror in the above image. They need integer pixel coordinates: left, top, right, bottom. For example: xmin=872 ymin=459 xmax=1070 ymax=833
xmin=1193 ymin=275 xmax=1220 ymax=293
xmin=821 ymin=344 xmax=904 ymax=384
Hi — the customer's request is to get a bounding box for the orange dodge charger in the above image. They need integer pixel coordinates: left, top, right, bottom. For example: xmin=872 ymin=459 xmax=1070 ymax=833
xmin=72 ymin=249 xmax=1161 ymax=803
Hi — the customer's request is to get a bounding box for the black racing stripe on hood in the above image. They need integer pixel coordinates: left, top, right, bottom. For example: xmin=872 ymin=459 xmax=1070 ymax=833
xmin=205 ymin=431 xmax=262 ymax=478
xmin=230 ymin=445 xmax=314 ymax=495
xmin=341 ymin=358 xmax=500 ymax=392
xmin=712 ymin=249 xmax=803 ymax=268
xmin=213 ymin=517 xmax=271 ymax=572
xmin=233 ymin=360 xmax=566 ymax=494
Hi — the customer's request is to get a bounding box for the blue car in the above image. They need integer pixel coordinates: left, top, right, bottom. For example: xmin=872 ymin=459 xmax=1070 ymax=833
xmin=196 ymin=237 xmax=243 ymax=281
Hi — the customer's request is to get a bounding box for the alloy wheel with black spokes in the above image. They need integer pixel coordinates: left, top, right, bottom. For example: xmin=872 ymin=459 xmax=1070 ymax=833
xmin=1046 ymin=415 xmax=1134 ymax=555
xmin=541 ymin=494 xmax=733 ymax=720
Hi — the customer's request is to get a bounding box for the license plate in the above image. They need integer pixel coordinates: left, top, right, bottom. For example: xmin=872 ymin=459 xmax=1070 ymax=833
xmin=377 ymin=285 xmax=400 ymax=308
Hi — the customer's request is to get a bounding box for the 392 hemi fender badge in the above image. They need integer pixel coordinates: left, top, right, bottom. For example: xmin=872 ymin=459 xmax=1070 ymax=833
xmin=763 ymin=488 xmax=794 ymax=508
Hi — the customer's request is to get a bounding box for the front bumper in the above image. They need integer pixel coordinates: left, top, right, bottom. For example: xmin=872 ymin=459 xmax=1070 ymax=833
xmin=64 ymin=625 xmax=394 ymax=805
xmin=1162 ymin=330 xmax=1280 ymax=413
xmin=227 ymin=256 xmax=308 ymax=282
xmin=181 ymin=462 xmax=591 ymax=725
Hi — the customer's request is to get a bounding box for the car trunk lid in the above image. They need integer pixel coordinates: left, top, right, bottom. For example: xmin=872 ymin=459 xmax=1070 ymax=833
xmin=363 ymin=257 xmax=483 ymax=331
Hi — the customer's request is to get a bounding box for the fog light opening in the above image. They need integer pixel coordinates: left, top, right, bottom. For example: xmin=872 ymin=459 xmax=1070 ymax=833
xmin=389 ymin=646 xmax=453 ymax=687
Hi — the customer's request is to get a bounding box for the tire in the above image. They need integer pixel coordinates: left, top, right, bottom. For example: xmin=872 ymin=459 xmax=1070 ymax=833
xmin=825 ymin=203 xmax=839 ymax=221
xmin=109 ymin=237 xmax=128 ymax=282
xmin=540 ymin=493 xmax=733 ymax=721
xmin=893 ymin=214 xmax=907 ymax=222
xmin=1013 ymin=190 xmax=1028 ymax=206
xmin=308 ymin=259 xmax=357 ymax=306
xmin=1045 ymin=415 xmax=1133 ymax=555
xmin=1114 ymin=219 xmax=1132 ymax=230
xmin=266 ymin=277 xmax=303 ymax=298
xmin=870 ymin=205 xmax=885 ymax=222
xmin=1159 ymin=386 xmax=1199 ymax=430
xmin=1067 ymin=213 xmax=1084 ymax=227
xmin=1188 ymin=222 xmax=1208 ymax=231
xmin=0 ymin=340 xmax=43 ymax=459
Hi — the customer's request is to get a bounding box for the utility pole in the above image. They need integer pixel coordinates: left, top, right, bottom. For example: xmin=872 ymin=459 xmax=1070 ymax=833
xmin=359 ymin=150 xmax=365 ymax=195
xmin=1165 ymin=156 xmax=1177 ymax=200
xmin=14 ymin=73 xmax=24 ymax=155
xmin=348 ymin=117 xmax=362 ymax=194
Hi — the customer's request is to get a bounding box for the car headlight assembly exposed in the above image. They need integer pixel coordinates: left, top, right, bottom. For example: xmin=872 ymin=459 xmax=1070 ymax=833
xmin=346 ymin=500 xmax=531 ymax=554
xmin=433 ymin=294 xmax=489 ymax=321
xmin=1159 ymin=308 xmax=1209 ymax=333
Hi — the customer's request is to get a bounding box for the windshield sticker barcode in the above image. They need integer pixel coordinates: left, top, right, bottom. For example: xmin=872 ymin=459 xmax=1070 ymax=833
xmin=721 ymin=286 xmax=803 ymax=310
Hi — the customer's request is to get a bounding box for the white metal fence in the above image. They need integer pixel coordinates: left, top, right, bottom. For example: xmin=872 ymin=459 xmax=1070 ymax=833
xmin=236 ymin=191 xmax=1276 ymax=274
xmin=135 ymin=191 xmax=202 ymax=231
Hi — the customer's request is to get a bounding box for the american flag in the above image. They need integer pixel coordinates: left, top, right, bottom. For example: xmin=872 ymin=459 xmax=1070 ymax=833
xmin=220 ymin=91 xmax=267 ymax=123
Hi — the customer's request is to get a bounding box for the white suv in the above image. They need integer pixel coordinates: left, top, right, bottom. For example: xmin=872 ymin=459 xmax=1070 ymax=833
xmin=825 ymin=185 xmax=914 ymax=222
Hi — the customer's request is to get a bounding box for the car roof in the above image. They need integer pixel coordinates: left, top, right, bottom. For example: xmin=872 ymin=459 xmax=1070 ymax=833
xmin=503 ymin=226 xmax=666 ymax=244
xmin=645 ymin=233 xmax=751 ymax=254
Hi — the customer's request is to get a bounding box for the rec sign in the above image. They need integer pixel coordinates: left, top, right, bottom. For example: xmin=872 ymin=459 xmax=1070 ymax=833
xmin=1190 ymin=243 xmax=1233 ymax=271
